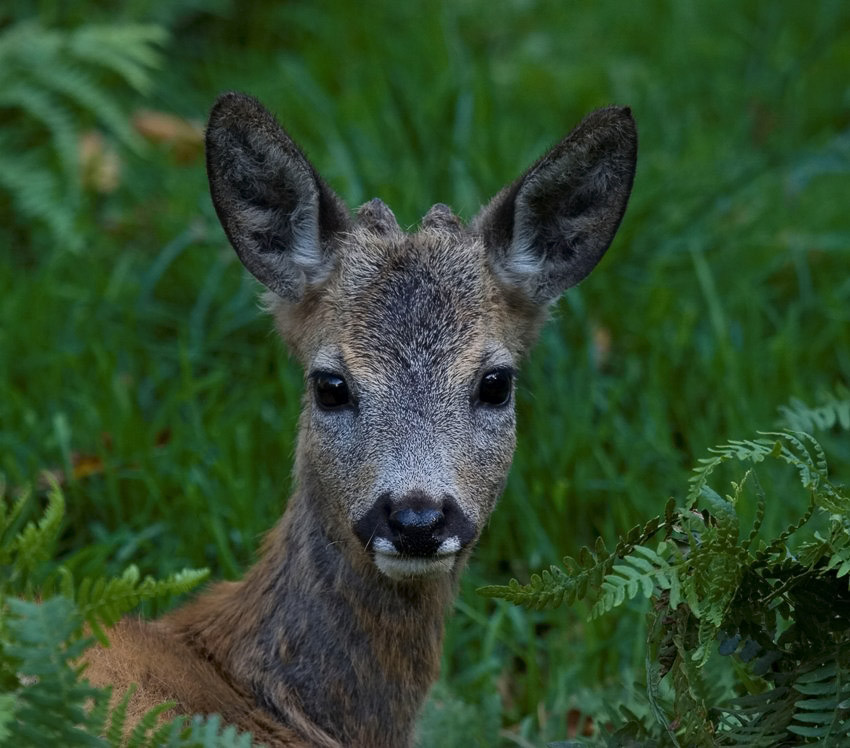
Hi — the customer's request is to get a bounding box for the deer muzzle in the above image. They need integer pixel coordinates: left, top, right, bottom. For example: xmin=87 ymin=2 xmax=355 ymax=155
xmin=353 ymin=491 xmax=476 ymax=580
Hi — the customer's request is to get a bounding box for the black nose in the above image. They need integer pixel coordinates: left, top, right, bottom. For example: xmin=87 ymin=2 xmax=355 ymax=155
xmin=389 ymin=506 xmax=446 ymax=544
xmin=388 ymin=501 xmax=445 ymax=556
xmin=390 ymin=505 xmax=444 ymax=533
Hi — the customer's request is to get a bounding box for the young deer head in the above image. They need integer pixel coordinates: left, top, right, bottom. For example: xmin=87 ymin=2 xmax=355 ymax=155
xmin=206 ymin=92 xmax=636 ymax=585
xmin=85 ymin=93 xmax=636 ymax=747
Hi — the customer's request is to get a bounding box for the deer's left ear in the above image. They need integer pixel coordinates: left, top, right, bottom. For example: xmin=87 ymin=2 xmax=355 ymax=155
xmin=473 ymin=106 xmax=637 ymax=305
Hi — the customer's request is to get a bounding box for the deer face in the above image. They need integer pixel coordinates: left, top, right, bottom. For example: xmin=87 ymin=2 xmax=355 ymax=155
xmin=205 ymin=93 xmax=636 ymax=581
xmin=292 ymin=212 xmax=522 ymax=579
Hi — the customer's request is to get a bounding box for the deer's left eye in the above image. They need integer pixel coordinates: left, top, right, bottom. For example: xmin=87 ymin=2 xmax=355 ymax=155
xmin=477 ymin=369 xmax=513 ymax=407
xmin=314 ymin=372 xmax=351 ymax=409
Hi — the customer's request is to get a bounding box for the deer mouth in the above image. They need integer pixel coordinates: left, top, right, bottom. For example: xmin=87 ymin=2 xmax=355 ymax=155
xmin=370 ymin=536 xmax=461 ymax=580
xmin=353 ymin=493 xmax=476 ymax=580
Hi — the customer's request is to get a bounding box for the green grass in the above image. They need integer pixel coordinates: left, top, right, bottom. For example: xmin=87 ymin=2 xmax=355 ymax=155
xmin=2 ymin=0 xmax=849 ymax=744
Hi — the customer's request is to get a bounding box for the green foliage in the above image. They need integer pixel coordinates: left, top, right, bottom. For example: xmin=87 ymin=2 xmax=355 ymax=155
xmin=0 ymin=484 xmax=64 ymax=597
xmin=3 ymin=597 xmax=102 ymax=747
xmin=1 ymin=1 xmax=849 ymax=746
xmin=0 ymin=486 xmax=257 ymax=746
xmin=416 ymin=681 xmax=502 ymax=748
xmin=590 ymin=543 xmax=680 ymax=621
xmin=479 ymin=504 xmax=678 ymax=612
xmin=481 ymin=405 xmax=850 ymax=745
xmin=779 ymin=389 xmax=850 ymax=434
xmin=0 ymin=19 xmax=166 ymax=250
xmin=63 ymin=564 xmax=209 ymax=645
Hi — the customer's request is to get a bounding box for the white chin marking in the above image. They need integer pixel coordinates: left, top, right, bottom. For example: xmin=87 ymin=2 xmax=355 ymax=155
xmin=372 ymin=537 xmax=397 ymax=554
xmin=374 ymin=553 xmax=457 ymax=580
xmin=437 ymin=536 xmax=461 ymax=554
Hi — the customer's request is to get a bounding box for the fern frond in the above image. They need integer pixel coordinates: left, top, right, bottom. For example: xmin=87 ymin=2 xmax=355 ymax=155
xmin=0 ymin=141 xmax=74 ymax=245
xmin=0 ymin=484 xmax=30 ymax=564
xmin=169 ymin=714 xmax=257 ymax=748
xmin=687 ymin=438 xmax=776 ymax=505
xmin=591 ymin=543 xmax=679 ymax=619
xmin=743 ymin=472 xmax=766 ymax=552
xmin=825 ymin=523 xmax=850 ymax=586
xmin=69 ymin=25 xmax=168 ymax=93
xmin=0 ymin=693 xmax=15 ymax=743
xmin=0 ymin=19 xmax=166 ymax=248
xmin=3 ymin=596 xmax=107 ymax=745
xmin=71 ymin=565 xmax=209 ymax=643
xmin=103 ymin=683 xmax=137 ymax=745
xmin=478 ymin=499 xmax=677 ymax=610
xmin=778 ymin=390 xmax=850 ymax=433
xmin=669 ymin=643 xmax=714 ymax=746
xmin=715 ymin=688 xmax=796 ymax=746
xmin=26 ymin=62 xmax=140 ymax=150
xmin=678 ymin=487 xmax=746 ymax=660
xmin=0 ymin=83 xmax=80 ymax=196
xmin=477 ymin=564 xmax=573 ymax=610
xmin=126 ymin=698 xmax=177 ymax=748
xmin=787 ymin=659 xmax=850 ymax=741
xmin=6 ymin=482 xmax=65 ymax=595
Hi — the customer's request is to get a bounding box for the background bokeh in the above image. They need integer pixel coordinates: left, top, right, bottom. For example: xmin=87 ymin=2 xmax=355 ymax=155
xmin=2 ymin=1 xmax=849 ymax=744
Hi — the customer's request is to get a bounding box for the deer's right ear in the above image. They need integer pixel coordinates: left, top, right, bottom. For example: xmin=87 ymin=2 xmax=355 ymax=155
xmin=205 ymin=92 xmax=351 ymax=301
xmin=473 ymin=106 xmax=637 ymax=306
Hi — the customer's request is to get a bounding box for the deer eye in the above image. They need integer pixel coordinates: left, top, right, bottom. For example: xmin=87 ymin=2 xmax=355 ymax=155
xmin=313 ymin=372 xmax=351 ymax=409
xmin=477 ymin=368 xmax=513 ymax=407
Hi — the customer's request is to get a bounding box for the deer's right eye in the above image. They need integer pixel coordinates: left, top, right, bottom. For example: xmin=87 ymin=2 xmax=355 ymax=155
xmin=314 ymin=372 xmax=351 ymax=409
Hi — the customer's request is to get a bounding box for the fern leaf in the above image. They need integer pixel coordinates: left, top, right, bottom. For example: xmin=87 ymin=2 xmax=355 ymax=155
xmin=9 ymin=482 xmax=65 ymax=594
xmin=743 ymin=473 xmax=766 ymax=552
xmin=0 ymin=693 xmax=15 ymax=743
xmin=0 ymin=484 xmax=30 ymax=565
xmin=26 ymin=62 xmax=140 ymax=150
xmin=71 ymin=565 xmax=209 ymax=641
xmin=477 ymin=565 xmax=571 ymax=610
xmin=687 ymin=438 xmax=775 ymax=505
xmin=478 ymin=504 xmax=677 ymax=610
xmin=778 ymin=390 xmax=850 ymax=433
xmin=715 ymin=687 xmax=796 ymax=746
xmin=826 ymin=526 xmax=850 ymax=586
xmin=105 ymin=683 xmax=136 ymax=745
xmin=0 ymin=19 xmax=167 ymax=249
xmin=0 ymin=142 xmax=75 ymax=246
xmin=163 ymin=714 xmax=257 ymax=748
xmin=69 ymin=25 xmax=167 ymax=93
xmin=4 ymin=597 xmax=107 ymax=745
xmin=591 ymin=544 xmax=677 ymax=619
xmin=0 ymin=83 xmax=80 ymax=199
xmin=788 ymin=660 xmax=850 ymax=741
xmin=645 ymin=609 xmax=678 ymax=744
xmin=126 ymin=699 xmax=176 ymax=748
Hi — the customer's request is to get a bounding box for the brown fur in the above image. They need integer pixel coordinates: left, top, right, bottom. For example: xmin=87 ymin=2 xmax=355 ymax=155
xmin=84 ymin=93 xmax=637 ymax=746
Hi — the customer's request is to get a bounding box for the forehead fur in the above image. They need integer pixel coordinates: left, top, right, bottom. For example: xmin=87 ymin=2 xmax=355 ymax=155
xmin=336 ymin=231 xmax=487 ymax=378
xmin=270 ymin=201 xmax=545 ymax=364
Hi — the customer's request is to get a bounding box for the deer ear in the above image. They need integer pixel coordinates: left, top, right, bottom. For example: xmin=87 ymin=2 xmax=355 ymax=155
xmin=473 ymin=106 xmax=637 ymax=305
xmin=205 ymin=92 xmax=351 ymax=301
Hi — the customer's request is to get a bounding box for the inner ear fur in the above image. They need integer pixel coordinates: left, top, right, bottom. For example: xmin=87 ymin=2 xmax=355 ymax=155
xmin=205 ymin=92 xmax=351 ymax=301
xmin=473 ymin=106 xmax=637 ymax=305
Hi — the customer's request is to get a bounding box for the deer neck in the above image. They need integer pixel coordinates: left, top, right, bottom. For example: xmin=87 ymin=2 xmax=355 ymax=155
xmin=173 ymin=489 xmax=461 ymax=747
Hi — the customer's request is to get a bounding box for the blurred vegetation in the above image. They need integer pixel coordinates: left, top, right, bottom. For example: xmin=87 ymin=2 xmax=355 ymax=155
xmin=1 ymin=0 xmax=848 ymax=745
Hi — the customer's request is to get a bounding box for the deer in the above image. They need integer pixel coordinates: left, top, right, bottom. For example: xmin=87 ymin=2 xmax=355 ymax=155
xmin=83 ymin=92 xmax=637 ymax=747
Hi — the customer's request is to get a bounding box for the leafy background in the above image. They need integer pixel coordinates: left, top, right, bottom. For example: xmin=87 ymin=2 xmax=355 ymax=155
xmin=1 ymin=0 xmax=849 ymax=744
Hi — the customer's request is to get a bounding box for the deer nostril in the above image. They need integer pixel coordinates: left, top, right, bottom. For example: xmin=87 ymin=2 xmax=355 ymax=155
xmin=389 ymin=507 xmax=444 ymax=534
